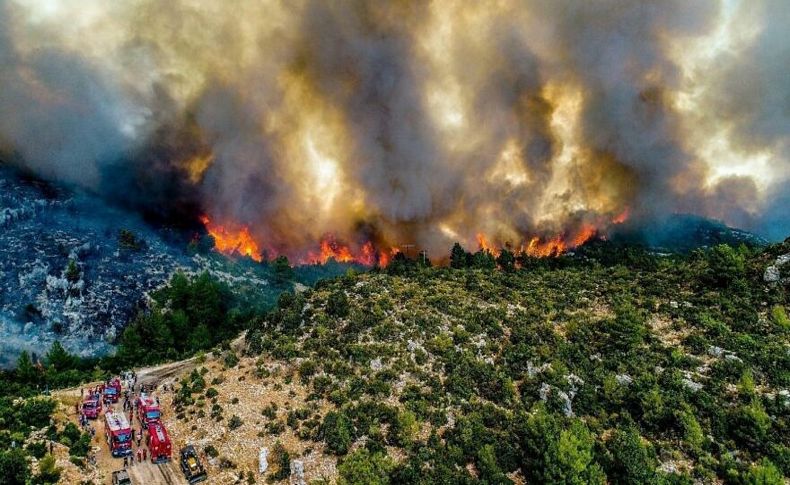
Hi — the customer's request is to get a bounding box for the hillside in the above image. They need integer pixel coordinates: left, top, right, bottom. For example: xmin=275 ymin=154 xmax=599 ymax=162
xmin=2 ymin=241 xmax=788 ymax=484
xmin=233 ymin=243 xmax=788 ymax=483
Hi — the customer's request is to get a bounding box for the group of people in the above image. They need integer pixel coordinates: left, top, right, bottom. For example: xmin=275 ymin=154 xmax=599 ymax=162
xmin=122 ymin=446 xmax=148 ymax=468
xmin=77 ymin=412 xmax=96 ymax=436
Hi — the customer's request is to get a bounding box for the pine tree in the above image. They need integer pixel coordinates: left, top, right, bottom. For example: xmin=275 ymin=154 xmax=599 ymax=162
xmin=450 ymin=243 xmax=467 ymax=269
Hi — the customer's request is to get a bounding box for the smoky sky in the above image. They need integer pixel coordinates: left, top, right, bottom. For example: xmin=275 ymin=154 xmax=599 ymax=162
xmin=0 ymin=0 xmax=787 ymax=258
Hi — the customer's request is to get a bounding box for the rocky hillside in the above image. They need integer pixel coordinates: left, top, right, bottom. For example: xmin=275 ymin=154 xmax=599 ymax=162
xmin=0 ymin=167 xmax=354 ymax=367
xmin=230 ymin=243 xmax=789 ymax=483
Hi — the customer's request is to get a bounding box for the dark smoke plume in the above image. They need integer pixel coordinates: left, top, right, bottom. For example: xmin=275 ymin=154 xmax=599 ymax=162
xmin=0 ymin=0 xmax=787 ymax=259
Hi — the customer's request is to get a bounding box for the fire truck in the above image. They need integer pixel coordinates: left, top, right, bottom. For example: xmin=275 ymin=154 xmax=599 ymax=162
xmin=146 ymin=421 xmax=172 ymax=463
xmin=103 ymin=377 xmax=122 ymax=403
xmin=104 ymin=411 xmax=132 ymax=457
xmin=81 ymin=394 xmax=102 ymax=419
xmin=137 ymin=394 xmax=162 ymax=425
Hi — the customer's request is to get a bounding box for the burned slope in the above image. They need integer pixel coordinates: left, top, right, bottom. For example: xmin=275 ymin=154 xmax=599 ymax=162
xmin=0 ymin=166 xmax=198 ymax=365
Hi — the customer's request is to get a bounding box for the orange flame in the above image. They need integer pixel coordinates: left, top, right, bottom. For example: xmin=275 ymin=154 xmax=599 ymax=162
xmin=200 ymin=215 xmax=263 ymax=262
xmin=477 ymin=233 xmax=496 ymax=253
xmin=612 ymin=208 xmax=630 ymax=224
xmin=311 ymin=235 xmax=355 ymax=264
xmin=525 ymin=235 xmax=566 ymax=257
xmin=571 ymin=224 xmax=597 ymax=247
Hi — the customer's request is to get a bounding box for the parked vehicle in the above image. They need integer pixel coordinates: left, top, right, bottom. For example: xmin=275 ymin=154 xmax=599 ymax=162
xmin=146 ymin=421 xmax=172 ymax=463
xmin=137 ymin=394 xmax=161 ymax=425
xmin=180 ymin=445 xmax=208 ymax=483
xmin=81 ymin=394 xmax=102 ymax=419
xmin=103 ymin=377 xmax=122 ymax=403
xmin=104 ymin=411 xmax=133 ymax=457
xmin=111 ymin=469 xmax=132 ymax=485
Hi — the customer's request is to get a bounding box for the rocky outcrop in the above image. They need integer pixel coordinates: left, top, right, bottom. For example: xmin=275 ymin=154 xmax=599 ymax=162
xmin=764 ymin=253 xmax=790 ymax=284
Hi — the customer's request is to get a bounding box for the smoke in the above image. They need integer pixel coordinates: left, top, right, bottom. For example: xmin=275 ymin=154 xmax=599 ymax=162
xmin=0 ymin=0 xmax=787 ymax=259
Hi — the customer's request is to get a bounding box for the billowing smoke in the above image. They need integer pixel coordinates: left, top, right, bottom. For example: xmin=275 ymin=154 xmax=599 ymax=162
xmin=0 ymin=0 xmax=787 ymax=260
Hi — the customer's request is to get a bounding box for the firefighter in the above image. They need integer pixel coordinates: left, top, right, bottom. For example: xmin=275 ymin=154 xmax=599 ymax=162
xmin=137 ymin=448 xmax=143 ymax=464
xmin=123 ymin=455 xmax=128 ymax=468
xmin=142 ymin=447 xmax=147 ymax=461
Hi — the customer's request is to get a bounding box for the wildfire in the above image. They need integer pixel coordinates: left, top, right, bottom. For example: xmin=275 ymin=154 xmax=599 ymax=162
xmin=302 ymin=236 xmax=396 ymax=267
xmin=477 ymin=233 xmax=496 ymax=253
xmin=200 ymin=215 xmax=263 ymax=262
xmin=613 ymin=208 xmax=630 ymax=224
xmin=477 ymin=224 xmax=598 ymax=259
xmin=309 ymin=235 xmax=355 ymax=264
xmin=200 ymin=215 xmax=601 ymax=268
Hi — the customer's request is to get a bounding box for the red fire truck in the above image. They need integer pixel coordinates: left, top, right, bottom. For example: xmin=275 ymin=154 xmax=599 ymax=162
xmin=104 ymin=411 xmax=132 ymax=457
xmin=146 ymin=421 xmax=172 ymax=463
xmin=81 ymin=394 xmax=102 ymax=419
xmin=103 ymin=377 xmax=122 ymax=403
xmin=137 ymin=394 xmax=162 ymax=425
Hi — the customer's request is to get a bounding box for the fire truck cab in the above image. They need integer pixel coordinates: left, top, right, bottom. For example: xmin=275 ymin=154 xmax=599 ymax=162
xmin=81 ymin=394 xmax=102 ymax=419
xmin=147 ymin=421 xmax=172 ymax=463
xmin=104 ymin=412 xmax=132 ymax=457
xmin=137 ymin=394 xmax=161 ymax=425
xmin=103 ymin=377 xmax=122 ymax=403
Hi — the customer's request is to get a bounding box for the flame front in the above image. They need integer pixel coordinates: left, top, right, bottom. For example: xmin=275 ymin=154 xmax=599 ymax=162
xmin=200 ymin=216 xmax=263 ymax=262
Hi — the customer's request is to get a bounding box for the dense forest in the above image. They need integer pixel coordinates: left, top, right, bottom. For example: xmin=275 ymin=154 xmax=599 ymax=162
xmin=1 ymin=239 xmax=788 ymax=483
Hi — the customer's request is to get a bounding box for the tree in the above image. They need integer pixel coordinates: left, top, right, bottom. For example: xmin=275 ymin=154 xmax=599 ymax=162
xmin=45 ymin=341 xmax=73 ymax=372
xmin=605 ymin=426 xmax=657 ymax=484
xmin=15 ymin=351 xmax=38 ymax=384
xmin=326 ymin=291 xmax=350 ymax=319
xmin=338 ymin=448 xmax=394 ymax=485
xmin=543 ymin=420 xmax=605 ymax=485
xmin=477 ymin=444 xmax=512 ymax=484
xmin=496 ymin=249 xmax=516 ymax=271
xmin=677 ymin=408 xmax=704 ymax=453
xmin=742 ymin=458 xmax=785 ymax=485
xmin=272 ymin=256 xmax=294 ymax=284
xmin=272 ymin=442 xmax=291 ymax=480
xmin=391 ymin=410 xmax=418 ymax=447
xmin=705 ymin=244 xmax=745 ymax=287
xmin=450 ymin=243 xmax=467 ymax=269
xmin=472 ymin=250 xmax=496 ymax=269
xmin=0 ymin=449 xmax=29 ymax=485
xmin=36 ymin=454 xmax=61 ymax=484
xmin=322 ymin=411 xmax=353 ymax=455
xmin=730 ymin=398 xmax=771 ymax=449
xmin=65 ymin=260 xmax=80 ymax=283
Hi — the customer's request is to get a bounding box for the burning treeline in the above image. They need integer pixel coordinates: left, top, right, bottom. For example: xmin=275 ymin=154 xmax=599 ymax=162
xmin=0 ymin=0 xmax=788 ymax=263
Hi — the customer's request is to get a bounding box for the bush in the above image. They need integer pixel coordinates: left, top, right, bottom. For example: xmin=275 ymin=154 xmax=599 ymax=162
xmin=338 ymin=448 xmax=394 ymax=485
xmin=36 ymin=454 xmax=61 ymax=484
xmin=605 ymin=426 xmax=657 ymax=484
xmin=224 ymin=352 xmax=239 ymax=369
xmin=228 ymin=415 xmax=243 ymax=430
xmin=272 ymin=442 xmax=291 ymax=481
xmin=26 ymin=442 xmax=47 ymax=460
xmin=742 ymin=458 xmax=785 ymax=485
xmin=204 ymin=445 xmax=219 ymax=458
xmin=321 ymin=411 xmax=353 ymax=455
xmin=326 ymin=291 xmax=350 ymax=318
xmin=0 ymin=449 xmax=29 ymax=485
